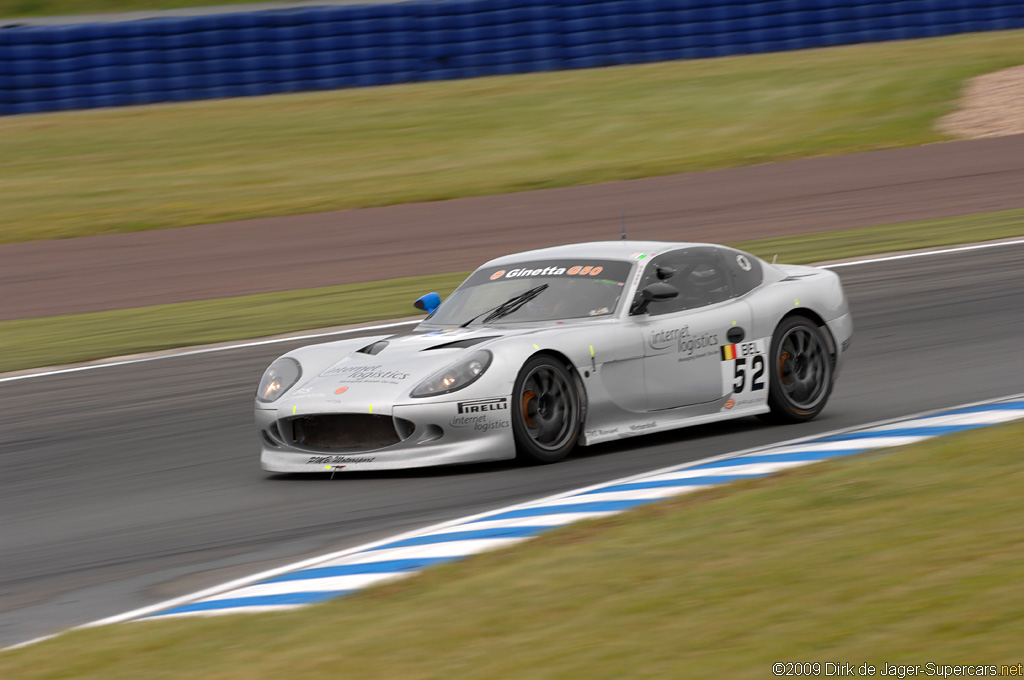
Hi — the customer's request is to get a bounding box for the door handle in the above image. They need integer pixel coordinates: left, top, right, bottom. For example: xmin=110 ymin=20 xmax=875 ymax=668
xmin=727 ymin=326 xmax=745 ymax=343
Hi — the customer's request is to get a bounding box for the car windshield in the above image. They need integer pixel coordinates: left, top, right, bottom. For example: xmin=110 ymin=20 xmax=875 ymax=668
xmin=424 ymin=259 xmax=634 ymax=327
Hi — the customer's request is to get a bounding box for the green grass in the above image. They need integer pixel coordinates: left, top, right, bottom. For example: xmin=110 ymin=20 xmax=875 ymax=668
xmin=3 ymin=207 xmax=1022 ymax=374
xmin=0 ymin=270 xmax=470 ymax=373
xmin=2 ymin=31 xmax=1023 ymax=244
xmin=5 ymin=418 xmax=1023 ymax=678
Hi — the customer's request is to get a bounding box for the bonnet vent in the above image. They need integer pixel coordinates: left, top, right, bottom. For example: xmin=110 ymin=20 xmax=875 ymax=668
xmin=356 ymin=340 xmax=389 ymax=355
xmin=423 ymin=336 xmax=498 ymax=351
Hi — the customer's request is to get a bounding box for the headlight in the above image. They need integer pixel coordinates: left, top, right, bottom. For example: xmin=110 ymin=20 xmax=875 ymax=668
xmin=256 ymin=357 xmax=302 ymax=403
xmin=410 ymin=350 xmax=492 ymax=398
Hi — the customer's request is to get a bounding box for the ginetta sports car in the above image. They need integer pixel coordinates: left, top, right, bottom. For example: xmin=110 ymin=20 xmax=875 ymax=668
xmin=256 ymin=241 xmax=852 ymax=472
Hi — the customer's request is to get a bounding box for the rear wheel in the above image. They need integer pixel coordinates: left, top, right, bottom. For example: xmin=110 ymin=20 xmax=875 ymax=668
xmin=762 ymin=316 xmax=833 ymax=423
xmin=511 ymin=356 xmax=582 ymax=464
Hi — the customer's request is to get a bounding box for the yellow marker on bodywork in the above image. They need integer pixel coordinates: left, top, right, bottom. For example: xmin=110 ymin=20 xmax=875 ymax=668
xmin=533 ymin=343 xmax=540 ymax=350
xmin=795 ymin=298 xmax=800 ymax=306
xmin=292 ymin=405 xmax=297 ymax=414
xmin=589 ymin=345 xmax=595 ymax=356
xmin=369 ymin=404 xmax=374 ymax=413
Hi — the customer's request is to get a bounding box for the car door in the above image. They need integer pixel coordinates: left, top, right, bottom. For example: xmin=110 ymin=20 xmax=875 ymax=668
xmin=632 ymin=247 xmax=753 ymax=411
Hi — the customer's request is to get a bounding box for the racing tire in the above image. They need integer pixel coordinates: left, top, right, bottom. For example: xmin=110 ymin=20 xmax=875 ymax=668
xmin=761 ymin=315 xmax=834 ymax=423
xmin=511 ymin=355 xmax=582 ymax=464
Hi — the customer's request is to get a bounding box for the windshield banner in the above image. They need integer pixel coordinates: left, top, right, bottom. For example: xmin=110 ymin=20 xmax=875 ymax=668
xmin=466 ymin=260 xmax=633 ymax=287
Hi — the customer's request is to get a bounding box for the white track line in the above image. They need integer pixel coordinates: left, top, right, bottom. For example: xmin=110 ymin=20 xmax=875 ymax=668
xmin=819 ymin=238 xmax=1024 ymax=268
xmin=0 ymin=319 xmax=417 ymax=384
xmin=4 ymin=237 xmax=1023 ymax=385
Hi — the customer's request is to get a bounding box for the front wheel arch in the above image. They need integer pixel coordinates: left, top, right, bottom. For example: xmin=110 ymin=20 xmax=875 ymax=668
xmin=510 ymin=351 xmax=586 ymax=465
xmin=523 ymin=350 xmax=588 ymax=424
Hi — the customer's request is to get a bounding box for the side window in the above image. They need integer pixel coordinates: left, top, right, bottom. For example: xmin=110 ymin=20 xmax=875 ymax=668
xmin=632 ymin=247 xmax=731 ymax=316
xmin=632 ymin=253 xmax=687 ymax=316
xmin=723 ymin=248 xmax=763 ymax=297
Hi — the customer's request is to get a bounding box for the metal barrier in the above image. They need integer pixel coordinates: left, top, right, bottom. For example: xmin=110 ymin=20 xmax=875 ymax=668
xmin=2 ymin=0 xmax=1022 ymax=115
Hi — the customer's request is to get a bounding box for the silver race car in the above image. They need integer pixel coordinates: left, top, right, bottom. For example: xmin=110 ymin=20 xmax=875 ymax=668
xmin=256 ymin=241 xmax=852 ymax=472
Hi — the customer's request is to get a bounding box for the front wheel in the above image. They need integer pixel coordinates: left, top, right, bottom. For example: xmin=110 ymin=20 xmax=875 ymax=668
xmin=511 ymin=355 xmax=582 ymax=464
xmin=762 ymin=316 xmax=834 ymax=423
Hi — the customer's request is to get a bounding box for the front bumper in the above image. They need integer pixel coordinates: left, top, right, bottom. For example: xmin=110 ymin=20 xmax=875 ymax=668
xmin=257 ymin=399 xmax=517 ymax=472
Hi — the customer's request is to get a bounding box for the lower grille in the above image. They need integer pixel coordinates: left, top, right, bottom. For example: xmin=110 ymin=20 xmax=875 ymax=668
xmin=290 ymin=414 xmax=401 ymax=451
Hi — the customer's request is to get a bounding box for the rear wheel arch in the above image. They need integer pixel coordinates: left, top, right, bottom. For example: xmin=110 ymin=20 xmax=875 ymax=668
xmin=760 ymin=311 xmax=835 ymax=423
xmin=777 ymin=308 xmax=837 ymax=368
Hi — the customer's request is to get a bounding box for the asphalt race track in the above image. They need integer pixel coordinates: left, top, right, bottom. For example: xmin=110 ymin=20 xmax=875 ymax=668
xmin=2 ymin=241 xmax=1023 ymax=646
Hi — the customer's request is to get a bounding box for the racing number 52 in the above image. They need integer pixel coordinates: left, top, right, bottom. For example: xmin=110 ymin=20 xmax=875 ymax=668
xmin=733 ymin=355 xmax=765 ymax=393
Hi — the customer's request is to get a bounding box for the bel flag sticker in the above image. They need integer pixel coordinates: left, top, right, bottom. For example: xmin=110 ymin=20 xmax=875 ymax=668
xmin=720 ymin=339 xmax=768 ymax=407
xmin=720 ymin=340 xmax=764 ymax=362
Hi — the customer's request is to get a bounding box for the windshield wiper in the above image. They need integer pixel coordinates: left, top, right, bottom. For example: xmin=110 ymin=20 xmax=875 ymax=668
xmin=460 ymin=284 xmax=549 ymax=327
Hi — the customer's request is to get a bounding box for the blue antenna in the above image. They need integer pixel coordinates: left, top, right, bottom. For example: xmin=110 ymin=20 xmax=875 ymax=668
xmin=621 ymin=213 xmax=626 ymax=240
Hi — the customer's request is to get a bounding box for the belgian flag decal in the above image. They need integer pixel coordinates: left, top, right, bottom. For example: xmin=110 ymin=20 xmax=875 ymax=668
xmin=720 ymin=344 xmax=737 ymax=361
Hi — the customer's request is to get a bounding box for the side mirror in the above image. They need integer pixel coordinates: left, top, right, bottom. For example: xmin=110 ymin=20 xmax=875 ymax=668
xmin=414 ymin=292 xmax=441 ymax=314
xmin=632 ymin=282 xmax=678 ymax=315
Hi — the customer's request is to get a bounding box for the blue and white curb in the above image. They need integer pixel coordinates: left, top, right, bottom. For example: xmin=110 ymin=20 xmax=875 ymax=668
xmin=92 ymin=394 xmax=1024 ymax=625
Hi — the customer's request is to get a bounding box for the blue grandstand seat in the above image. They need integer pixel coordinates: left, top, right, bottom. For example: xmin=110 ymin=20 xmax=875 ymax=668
xmin=248 ymin=81 xmax=281 ymax=95
xmin=10 ymin=101 xmax=44 ymax=114
xmin=90 ymin=94 xmax=118 ymax=108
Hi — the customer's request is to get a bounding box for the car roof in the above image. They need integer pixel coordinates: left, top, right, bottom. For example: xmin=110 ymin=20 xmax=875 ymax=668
xmin=481 ymin=240 xmax=721 ymax=267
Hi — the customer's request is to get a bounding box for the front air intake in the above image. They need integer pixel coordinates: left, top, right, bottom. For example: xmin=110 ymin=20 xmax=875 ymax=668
xmin=290 ymin=414 xmax=401 ymax=451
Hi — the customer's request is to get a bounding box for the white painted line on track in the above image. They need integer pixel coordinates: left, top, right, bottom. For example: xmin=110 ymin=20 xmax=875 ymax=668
xmin=50 ymin=390 xmax=1021 ymax=637
xmin=431 ymin=514 xmax=601 ymax=534
xmin=0 ymin=319 xmax=418 ymax=384
xmin=878 ymin=410 xmax=1024 ymax=428
xmin=819 ymin=238 xmax=1024 ymax=269
xmin=4 ymin=633 xmax=60 ymax=651
xmin=658 ymin=461 xmax=806 ymax=478
xmin=218 ymin=573 xmax=411 ymax=600
xmin=4 ymin=237 xmax=1023 ymax=385
xmin=147 ymin=605 xmax=305 ymax=621
xmin=572 ymin=486 xmax=706 ymax=503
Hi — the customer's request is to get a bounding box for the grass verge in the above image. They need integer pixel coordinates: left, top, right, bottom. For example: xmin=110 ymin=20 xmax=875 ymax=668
xmin=2 ymin=30 xmax=1024 ymax=243
xmin=3 ymin=207 xmax=1022 ymax=374
xmin=4 ymin=418 xmax=1023 ymax=678
xmin=0 ymin=270 xmax=471 ymax=373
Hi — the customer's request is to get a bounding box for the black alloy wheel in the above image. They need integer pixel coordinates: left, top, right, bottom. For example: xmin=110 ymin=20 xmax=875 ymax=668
xmin=511 ymin=355 xmax=582 ymax=464
xmin=762 ymin=315 xmax=834 ymax=423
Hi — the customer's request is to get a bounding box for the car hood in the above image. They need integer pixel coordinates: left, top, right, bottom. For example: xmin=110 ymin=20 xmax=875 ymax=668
xmin=281 ymin=326 xmax=535 ymax=408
